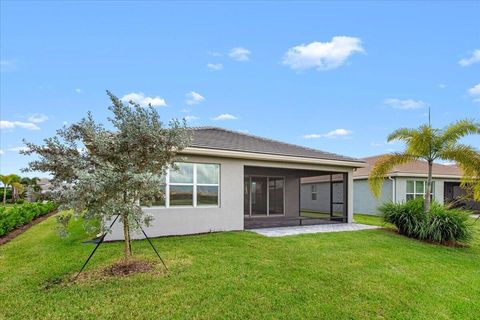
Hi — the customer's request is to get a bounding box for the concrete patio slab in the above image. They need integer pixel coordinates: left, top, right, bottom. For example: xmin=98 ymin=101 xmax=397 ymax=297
xmin=250 ymin=223 xmax=380 ymax=237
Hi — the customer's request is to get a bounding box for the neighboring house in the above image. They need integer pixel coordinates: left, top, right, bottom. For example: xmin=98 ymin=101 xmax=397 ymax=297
xmin=37 ymin=178 xmax=52 ymax=194
xmin=106 ymin=127 xmax=365 ymax=240
xmin=301 ymin=154 xmax=479 ymax=216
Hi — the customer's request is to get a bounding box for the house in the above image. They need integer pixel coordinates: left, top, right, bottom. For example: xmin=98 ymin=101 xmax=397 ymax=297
xmin=106 ymin=127 xmax=365 ymax=240
xmin=37 ymin=178 xmax=53 ymax=194
xmin=301 ymin=154 xmax=479 ymax=216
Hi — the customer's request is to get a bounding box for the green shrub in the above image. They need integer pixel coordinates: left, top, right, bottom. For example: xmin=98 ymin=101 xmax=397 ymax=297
xmin=380 ymin=198 xmax=473 ymax=244
xmin=0 ymin=202 xmax=58 ymax=236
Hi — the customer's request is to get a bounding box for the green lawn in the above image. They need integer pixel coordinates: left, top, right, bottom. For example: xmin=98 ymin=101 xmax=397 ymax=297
xmin=353 ymin=213 xmax=396 ymax=228
xmin=1 ymin=214 xmax=479 ymax=319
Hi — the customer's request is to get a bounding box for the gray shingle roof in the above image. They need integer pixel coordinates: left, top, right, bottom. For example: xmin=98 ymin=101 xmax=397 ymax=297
xmin=188 ymin=127 xmax=363 ymax=163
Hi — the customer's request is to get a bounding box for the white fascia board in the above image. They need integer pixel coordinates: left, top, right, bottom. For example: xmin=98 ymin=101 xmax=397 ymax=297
xmin=353 ymin=173 xmax=462 ymax=180
xmin=181 ymin=147 xmax=366 ymax=168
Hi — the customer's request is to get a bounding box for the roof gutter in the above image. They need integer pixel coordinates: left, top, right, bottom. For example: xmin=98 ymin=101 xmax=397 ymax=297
xmin=354 ymin=173 xmax=463 ymax=180
xmin=180 ymin=147 xmax=366 ymax=168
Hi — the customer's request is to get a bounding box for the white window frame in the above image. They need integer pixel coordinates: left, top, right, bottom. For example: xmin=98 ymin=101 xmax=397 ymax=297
xmin=406 ymin=180 xmax=435 ymax=201
xmin=195 ymin=163 xmax=221 ymax=207
xmin=311 ymin=184 xmax=317 ymax=201
xmin=144 ymin=162 xmax=220 ymax=209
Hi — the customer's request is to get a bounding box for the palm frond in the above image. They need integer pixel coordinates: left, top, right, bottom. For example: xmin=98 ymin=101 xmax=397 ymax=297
xmin=440 ymin=119 xmax=480 ymax=144
xmin=439 ymin=144 xmax=480 ymax=201
xmin=460 ymin=170 xmax=480 ymax=202
xmin=11 ymin=181 xmax=25 ymax=194
xmin=404 ymin=125 xmax=436 ymax=159
xmin=368 ymin=153 xmax=418 ymax=198
xmin=387 ymin=128 xmax=416 ymax=143
xmin=439 ymin=144 xmax=480 ymax=172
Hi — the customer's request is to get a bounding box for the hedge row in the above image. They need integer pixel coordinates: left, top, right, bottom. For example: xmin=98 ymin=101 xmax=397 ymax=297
xmin=0 ymin=202 xmax=58 ymax=237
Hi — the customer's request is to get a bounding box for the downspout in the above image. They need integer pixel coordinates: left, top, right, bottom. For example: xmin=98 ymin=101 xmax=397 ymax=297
xmin=388 ymin=176 xmax=396 ymax=203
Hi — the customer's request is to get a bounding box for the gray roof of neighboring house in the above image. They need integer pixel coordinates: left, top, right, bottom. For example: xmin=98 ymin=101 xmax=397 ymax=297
xmin=188 ymin=127 xmax=364 ymax=164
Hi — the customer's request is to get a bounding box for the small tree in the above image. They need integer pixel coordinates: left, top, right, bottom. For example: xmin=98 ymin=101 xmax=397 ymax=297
xmin=369 ymin=119 xmax=480 ymax=212
xmin=11 ymin=181 xmax=25 ymax=202
xmin=22 ymin=91 xmax=191 ymax=259
xmin=0 ymin=174 xmax=21 ymax=204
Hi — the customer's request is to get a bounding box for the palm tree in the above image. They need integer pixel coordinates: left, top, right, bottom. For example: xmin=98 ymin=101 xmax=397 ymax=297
xmin=0 ymin=174 xmax=21 ymax=204
xmin=11 ymin=181 xmax=25 ymax=202
xmin=369 ymin=119 xmax=480 ymax=212
xmin=0 ymin=175 xmax=8 ymax=205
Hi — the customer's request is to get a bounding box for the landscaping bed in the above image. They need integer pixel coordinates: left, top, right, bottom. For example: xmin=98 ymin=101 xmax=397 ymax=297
xmin=0 ymin=202 xmax=58 ymax=241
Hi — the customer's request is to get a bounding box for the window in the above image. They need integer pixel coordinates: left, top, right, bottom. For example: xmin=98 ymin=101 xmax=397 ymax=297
xmin=406 ymin=180 xmax=435 ymax=201
xmin=169 ymin=163 xmax=194 ymax=207
xmin=142 ymin=162 xmax=220 ymax=208
xmin=311 ymin=184 xmax=317 ymax=201
xmin=149 ymin=184 xmax=166 ymax=206
xmin=140 ymin=175 xmax=166 ymax=207
xmin=196 ymin=163 xmax=220 ymax=206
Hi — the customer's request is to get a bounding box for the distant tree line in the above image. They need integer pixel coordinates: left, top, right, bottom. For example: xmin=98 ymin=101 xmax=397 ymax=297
xmin=0 ymin=174 xmax=47 ymax=205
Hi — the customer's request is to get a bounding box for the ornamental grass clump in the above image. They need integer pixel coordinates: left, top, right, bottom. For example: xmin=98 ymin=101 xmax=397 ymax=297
xmin=380 ymin=198 xmax=473 ymax=244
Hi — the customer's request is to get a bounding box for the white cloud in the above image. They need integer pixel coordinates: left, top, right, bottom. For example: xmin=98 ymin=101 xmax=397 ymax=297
xmin=207 ymin=63 xmax=223 ymax=71
xmin=8 ymin=146 xmax=30 ymax=153
xmin=229 ymin=47 xmax=251 ymax=61
xmin=459 ymin=49 xmax=480 ymax=67
xmin=438 ymin=84 xmax=447 ymax=89
xmin=468 ymin=83 xmax=480 ymax=103
xmin=468 ymin=83 xmax=480 ymax=96
xmin=75 ymin=88 xmax=83 ymax=93
xmin=282 ymin=36 xmax=364 ymax=71
xmin=370 ymin=142 xmax=384 ymax=147
xmin=185 ymin=91 xmax=205 ymax=105
xmin=184 ymin=115 xmax=199 ymax=122
xmin=0 ymin=120 xmax=40 ymax=130
xmin=370 ymin=140 xmax=397 ymax=147
xmin=303 ymin=128 xmax=352 ymax=139
xmin=0 ymin=150 xmax=4 ymax=155
xmin=121 ymin=92 xmax=167 ymax=107
xmin=384 ymin=98 xmax=427 ymax=110
xmin=27 ymin=113 xmax=48 ymax=123
xmin=0 ymin=59 xmax=17 ymax=72
xmin=212 ymin=113 xmax=238 ymax=121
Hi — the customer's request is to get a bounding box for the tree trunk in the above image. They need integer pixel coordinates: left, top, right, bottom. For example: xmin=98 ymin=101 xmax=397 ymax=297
xmin=424 ymin=161 xmax=433 ymax=212
xmin=11 ymin=187 xmax=16 ymax=203
xmin=3 ymin=186 xmax=6 ymax=205
xmin=122 ymin=212 xmax=132 ymax=259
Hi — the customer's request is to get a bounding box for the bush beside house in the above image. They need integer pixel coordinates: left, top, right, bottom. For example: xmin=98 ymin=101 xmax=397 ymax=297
xmin=380 ymin=198 xmax=473 ymax=244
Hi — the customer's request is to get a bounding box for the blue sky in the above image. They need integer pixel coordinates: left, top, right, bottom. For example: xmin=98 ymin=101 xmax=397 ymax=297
xmin=1 ymin=1 xmax=479 ymax=177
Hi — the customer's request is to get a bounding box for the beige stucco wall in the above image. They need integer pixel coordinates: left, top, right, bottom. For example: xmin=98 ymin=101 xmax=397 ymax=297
xmin=353 ymin=179 xmax=393 ymax=215
xmin=105 ymin=154 xmax=355 ymax=240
